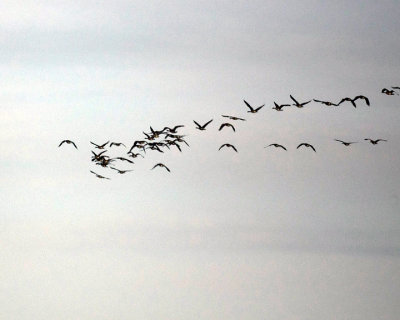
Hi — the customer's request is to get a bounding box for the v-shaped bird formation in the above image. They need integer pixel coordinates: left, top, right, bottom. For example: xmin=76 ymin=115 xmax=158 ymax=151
xmin=59 ymin=87 xmax=398 ymax=180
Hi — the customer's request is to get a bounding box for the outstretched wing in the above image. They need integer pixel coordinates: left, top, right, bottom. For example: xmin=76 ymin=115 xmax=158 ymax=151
xmin=243 ymin=100 xmax=254 ymax=111
xmin=203 ymin=119 xmax=213 ymax=128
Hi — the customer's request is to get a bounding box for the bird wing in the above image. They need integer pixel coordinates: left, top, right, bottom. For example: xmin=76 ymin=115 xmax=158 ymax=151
xmin=297 ymin=143 xmax=305 ymax=149
xmin=309 ymin=145 xmax=316 ymax=152
xmin=203 ymin=119 xmax=213 ymax=128
xmin=71 ymin=141 xmax=78 ymax=149
xmin=58 ymin=140 xmax=66 ymax=147
xmin=290 ymin=95 xmax=299 ymax=104
xmin=243 ymin=100 xmax=254 ymax=111
xmin=231 ymin=145 xmax=238 ymax=152
xmin=193 ymin=120 xmax=201 ymax=128
xmin=255 ymin=105 xmax=265 ymax=112
xmin=90 ymin=141 xmax=100 ymax=147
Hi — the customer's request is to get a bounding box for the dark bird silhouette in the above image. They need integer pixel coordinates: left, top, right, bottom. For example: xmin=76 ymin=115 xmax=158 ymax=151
xmin=129 ymin=140 xmax=147 ymax=153
xmin=127 ymin=151 xmax=144 ymax=158
xmin=110 ymin=167 xmax=133 ymax=174
xmin=162 ymin=125 xmax=184 ymax=133
xmin=91 ymin=150 xmax=108 ymax=162
xmin=90 ymin=141 xmax=109 ymax=149
xmin=222 ymin=115 xmax=246 ymax=121
xmin=58 ymin=140 xmax=78 ymax=149
xmin=382 ymin=88 xmax=397 ymax=95
xmin=265 ymin=143 xmax=287 ymax=151
xmin=313 ymin=99 xmax=340 ymax=106
xmin=297 ymin=143 xmax=316 ymax=152
xmin=193 ymin=119 xmax=213 ymax=130
xmin=334 ymin=139 xmax=357 ymax=146
xmin=219 ymin=123 xmax=235 ymax=132
xmin=364 ymin=138 xmax=387 ymax=145
xmin=110 ymin=142 xmax=126 ymax=148
xmin=272 ymin=102 xmax=291 ymax=111
xmin=113 ymin=157 xmax=134 ymax=163
xmin=218 ymin=143 xmax=238 ymax=152
xmin=339 ymin=95 xmax=370 ymax=108
xmin=90 ymin=170 xmax=110 ymax=180
xmin=290 ymin=95 xmax=311 ymax=108
xmin=151 ymin=163 xmax=171 ymax=172
xmin=244 ymin=100 xmax=264 ymax=113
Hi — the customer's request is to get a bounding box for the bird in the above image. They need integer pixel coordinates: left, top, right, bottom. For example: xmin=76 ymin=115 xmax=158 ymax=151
xmin=290 ymin=95 xmax=311 ymax=108
xmin=272 ymin=102 xmax=291 ymax=111
xmin=265 ymin=143 xmax=287 ymax=151
xmin=219 ymin=123 xmax=235 ymax=132
xmin=58 ymin=140 xmax=78 ymax=149
xmin=222 ymin=115 xmax=246 ymax=121
xmin=218 ymin=143 xmax=238 ymax=152
xmin=113 ymin=157 xmax=134 ymax=163
xmin=162 ymin=125 xmax=185 ymax=133
xmin=90 ymin=170 xmax=110 ymax=180
xmin=382 ymin=88 xmax=397 ymax=95
xmin=110 ymin=142 xmax=126 ymax=148
xmin=313 ymin=99 xmax=340 ymax=106
xmin=110 ymin=167 xmax=133 ymax=174
xmin=151 ymin=163 xmax=171 ymax=172
xmin=339 ymin=95 xmax=370 ymax=108
xmin=334 ymin=139 xmax=357 ymax=146
xmin=364 ymin=138 xmax=387 ymax=145
xmin=193 ymin=119 xmax=213 ymax=130
xmin=90 ymin=141 xmax=109 ymax=149
xmin=297 ymin=143 xmax=316 ymax=152
xmin=127 ymin=151 xmax=144 ymax=158
xmin=244 ymin=100 xmax=264 ymax=113
xmin=91 ymin=150 xmax=108 ymax=162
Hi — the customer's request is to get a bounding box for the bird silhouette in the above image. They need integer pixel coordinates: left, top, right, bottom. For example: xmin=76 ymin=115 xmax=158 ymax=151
xmin=244 ymin=100 xmax=264 ymax=113
xmin=110 ymin=167 xmax=133 ymax=174
xmin=265 ymin=143 xmax=287 ymax=150
xmin=218 ymin=144 xmax=238 ymax=152
xmin=290 ymin=95 xmax=311 ymax=108
xmin=151 ymin=163 xmax=171 ymax=172
xmin=364 ymin=138 xmax=387 ymax=145
xmin=90 ymin=170 xmax=110 ymax=180
xmin=313 ymin=99 xmax=340 ymax=106
xmin=110 ymin=142 xmax=126 ymax=148
xmin=334 ymin=139 xmax=357 ymax=146
xmin=90 ymin=141 xmax=109 ymax=149
xmin=219 ymin=123 xmax=235 ymax=132
xmin=297 ymin=143 xmax=316 ymax=152
xmin=272 ymin=102 xmax=291 ymax=111
xmin=58 ymin=140 xmax=78 ymax=149
xmin=193 ymin=119 xmax=213 ymax=130
xmin=222 ymin=115 xmax=246 ymax=121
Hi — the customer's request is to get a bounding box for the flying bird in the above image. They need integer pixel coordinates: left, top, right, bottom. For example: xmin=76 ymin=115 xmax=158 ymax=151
xmin=313 ymin=99 xmax=340 ymax=106
xmin=151 ymin=163 xmax=171 ymax=172
xmin=272 ymin=102 xmax=291 ymax=111
xmin=334 ymin=139 xmax=357 ymax=146
xmin=58 ymin=140 xmax=78 ymax=149
xmin=219 ymin=123 xmax=235 ymax=132
xmin=110 ymin=142 xmax=126 ymax=148
xmin=113 ymin=157 xmax=134 ymax=163
xmin=110 ymin=167 xmax=133 ymax=174
xmin=193 ymin=119 xmax=213 ymax=130
xmin=90 ymin=141 xmax=109 ymax=149
xmin=244 ymin=100 xmax=264 ymax=113
xmin=364 ymin=138 xmax=387 ymax=145
xmin=265 ymin=143 xmax=287 ymax=151
xmin=382 ymin=88 xmax=397 ymax=95
xmin=297 ymin=143 xmax=316 ymax=152
xmin=339 ymin=95 xmax=370 ymax=108
xmin=162 ymin=125 xmax=185 ymax=133
xmin=90 ymin=170 xmax=110 ymax=180
xmin=222 ymin=115 xmax=246 ymax=121
xmin=218 ymin=143 xmax=238 ymax=152
xmin=290 ymin=95 xmax=311 ymax=108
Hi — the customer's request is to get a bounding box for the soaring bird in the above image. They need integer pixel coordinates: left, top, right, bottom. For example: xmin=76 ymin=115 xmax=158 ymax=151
xmin=364 ymin=138 xmax=387 ymax=145
xmin=193 ymin=119 xmax=213 ymax=130
xmin=90 ymin=170 xmax=110 ymax=180
xmin=91 ymin=150 xmax=108 ymax=162
xmin=339 ymin=95 xmax=370 ymax=107
xmin=272 ymin=102 xmax=291 ymax=111
xmin=90 ymin=141 xmax=109 ymax=149
xmin=382 ymin=88 xmax=397 ymax=95
xmin=219 ymin=123 xmax=235 ymax=132
xmin=151 ymin=163 xmax=171 ymax=172
xmin=290 ymin=95 xmax=311 ymax=108
xmin=297 ymin=143 xmax=316 ymax=152
xmin=110 ymin=167 xmax=133 ymax=174
xmin=313 ymin=99 xmax=340 ymax=106
xmin=162 ymin=125 xmax=185 ymax=133
xmin=265 ymin=143 xmax=287 ymax=151
xmin=58 ymin=140 xmax=78 ymax=149
xmin=222 ymin=115 xmax=246 ymax=121
xmin=113 ymin=157 xmax=134 ymax=163
xmin=110 ymin=142 xmax=126 ymax=148
xmin=334 ymin=139 xmax=357 ymax=146
xmin=218 ymin=143 xmax=238 ymax=152
xmin=244 ymin=100 xmax=264 ymax=113
xmin=127 ymin=151 xmax=144 ymax=158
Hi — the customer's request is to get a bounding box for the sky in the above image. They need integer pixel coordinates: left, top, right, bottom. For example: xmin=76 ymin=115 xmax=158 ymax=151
xmin=1 ymin=1 xmax=400 ymax=319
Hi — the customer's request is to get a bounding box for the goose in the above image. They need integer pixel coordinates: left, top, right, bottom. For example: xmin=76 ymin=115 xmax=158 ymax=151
xmin=297 ymin=143 xmax=316 ymax=152
xmin=151 ymin=163 xmax=171 ymax=172
xmin=382 ymin=88 xmax=397 ymax=95
xmin=334 ymin=139 xmax=357 ymax=146
xmin=58 ymin=140 xmax=78 ymax=149
xmin=90 ymin=170 xmax=110 ymax=180
xmin=110 ymin=167 xmax=133 ymax=174
xmin=109 ymin=142 xmax=126 ymax=148
xmin=272 ymin=102 xmax=291 ymax=111
xmin=244 ymin=100 xmax=264 ymax=113
xmin=90 ymin=141 xmax=109 ymax=149
xmin=222 ymin=115 xmax=246 ymax=121
xmin=265 ymin=143 xmax=287 ymax=151
xmin=364 ymin=138 xmax=387 ymax=145
xmin=193 ymin=119 xmax=213 ymax=130
xmin=218 ymin=143 xmax=238 ymax=152
xmin=290 ymin=95 xmax=311 ymax=108
xmin=162 ymin=125 xmax=184 ymax=133
xmin=219 ymin=123 xmax=235 ymax=132
xmin=313 ymin=99 xmax=340 ymax=106
xmin=339 ymin=95 xmax=370 ymax=107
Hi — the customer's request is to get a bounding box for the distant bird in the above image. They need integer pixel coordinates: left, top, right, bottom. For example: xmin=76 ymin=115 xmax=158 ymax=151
xmin=339 ymin=95 xmax=370 ymax=108
xmin=91 ymin=150 xmax=108 ymax=162
xmin=219 ymin=123 xmax=235 ymax=132
xmin=90 ymin=141 xmax=109 ymax=149
xmin=162 ymin=125 xmax=184 ymax=133
xmin=110 ymin=167 xmax=133 ymax=174
xmin=297 ymin=143 xmax=316 ymax=152
xmin=290 ymin=95 xmax=311 ymax=108
xmin=222 ymin=115 xmax=246 ymax=121
xmin=313 ymin=99 xmax=340 ymax=106
xmin=218 ymin=143 xmax=238 ymax=152
xmin=244 ymin=100 xmax=265 ymax=113
xmin=193 ymin=119 xmax=213 ymax=130
xmin=364 ymin=138 xmax=387 ymax=145
xmin=58 ymin=140 xmax=78 ymax=149
xmin=90 ymin=170 xmax=110 ymax=180
xmin=127 ymin=151 xmax=144 ymax=158
xmin=382 ymin=88 xmax=397 ymax=95
xmin=392 ymin=86 xmax=400 ymax=91
xmin=113 ymin=157 xmax=134 ymax=163
xmin=151 ymin=163 xmax=171 ymax=172
xmin=272 ymin=102 xmax=291 ymax=111
xmin=265 ymin=143 xmax=287 ymax=151
xmin=334 ymin=139 xmax=357 ymax=146
xmin=110 ymin=142 xmax=126 ymax=148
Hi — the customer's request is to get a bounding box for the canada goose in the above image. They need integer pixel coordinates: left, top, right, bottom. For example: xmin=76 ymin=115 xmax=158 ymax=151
xmin=265 ymin=143 xmax=287 ymax=151
xmin=193 ymin=119 xmax=213 ymax=130
xmin=113 ymin=157 xmax=134 ymax=163
xmin=297 ymin=143 xmax=316 ymax=152
xmin=339 ymin=95 xmax=370 ymax=107
xmin=382 ymin=88 xmax=397 ymax=95
xmin=110 ymin=167 xmax=133 ymax=174
xmin=162 ymin=125 xmax=184 ymax=133
xmin=218 ymin=143 xmax=238 ymax=152
xmin=222 ymin=115 xmax=246 ymax=121
xmin=109 ymin=142 xmax=126 ymax=147
xmin=127 ymin=151 xmax=144 ymax=158
xmin=91 ymin=150 xmax=108 ymax=162
xmin=90 ymin=141 xmax=109 ymax=149
xmin=96 ymin=157 xmax=115 ymax=167
xmin=90 ymin=170 xmax=110 ymax=180
xmin=290 ymin=95 xmax=311 ymax=108
xmin=219 ymin=123 xmax=235 ymax=132
xmin=272 ymin=102 xmax=291 ymax=111
xmin=364 ymin=138 xmax=387 ymax=145
xmin=129 ymin=140 xmax=147 ymax=153
xmin=58 ymin=140 xmax=78 ymax=149
xmin=164 ymin=140 xmax=182 ymax=152
xmin=244 ymin=100 xmax=264 ymax=113
xmin=151 ymin=163 xmax=171 ymax=172
xmin=313 ymin=99 xmax=340 ymax=106
xmin=334 ymin=139 xmax=357 ymax=146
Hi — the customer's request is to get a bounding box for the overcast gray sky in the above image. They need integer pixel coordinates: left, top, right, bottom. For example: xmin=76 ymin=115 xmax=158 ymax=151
xmin=1 ymin=1 xmax=400 ymax=319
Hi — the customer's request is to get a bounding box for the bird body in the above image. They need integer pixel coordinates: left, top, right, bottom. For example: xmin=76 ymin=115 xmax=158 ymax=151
xmin=265 ymin=143 xmax=287 ymax=150
xmin=90 ymin=141 xmax=109 ymax=149
xmin=364 ymin=138 xmax=387 ymax=145
xmin=290 ymin=95 xmax=311 ymax=108
xmin=59 ymin=140 xmax=78 ymax=149
xmin=90 ymin=170 xmax=110 ymax=180
xmin=334 ymin=139 xmax=357 ymax=146
xmin=193 ymin=119 xmax=213 ymax=130
xmin=272 ymin=102 xmax=291 ymax=111
xmin=244 ymin=100 xmax=264 ymax=113
xmin=219 ymin=123 xmax=236 ymax=132
xmin=313 ymin=99 xmax=340 ymax=106
xmin=222 ymin=115 xmax=246 ymax=121
xmin=218 ymin=143 xmax=238 ymax=152
xmin=297 ymin=143 xmax=316 ymax=152
xmin=151 ymin=163 xmax=171 ymax=172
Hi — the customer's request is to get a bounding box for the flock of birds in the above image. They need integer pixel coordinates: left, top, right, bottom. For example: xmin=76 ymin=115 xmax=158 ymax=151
xmin=59 ymin=87 xmax=398 ymax=180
